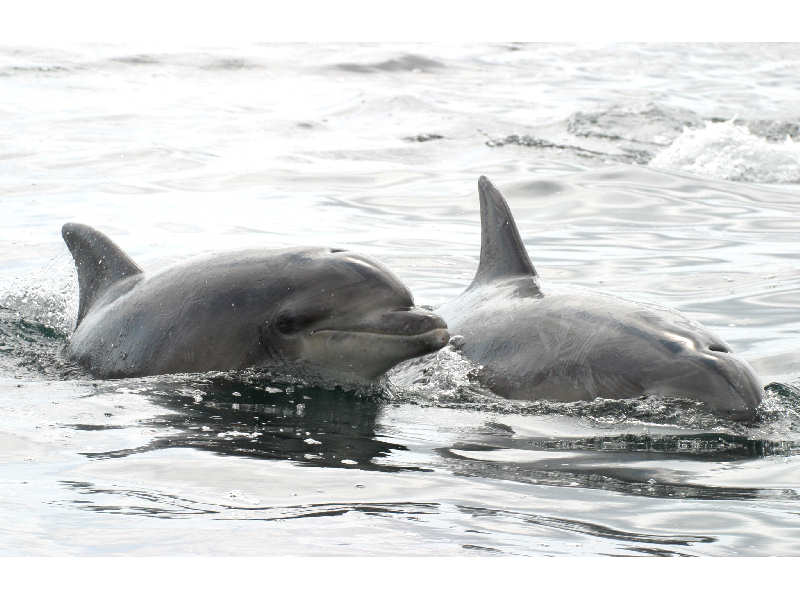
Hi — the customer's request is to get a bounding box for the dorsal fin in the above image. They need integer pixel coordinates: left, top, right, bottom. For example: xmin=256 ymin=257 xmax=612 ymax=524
xmin=470 ymin=176 xmax=539 ymax=289
xmin=62 ymin=223 xmax=143 ymax=325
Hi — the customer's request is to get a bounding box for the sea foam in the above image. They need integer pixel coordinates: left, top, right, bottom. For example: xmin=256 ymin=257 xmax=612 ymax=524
xmin=650 ymin=120 xmax=800 ymax=184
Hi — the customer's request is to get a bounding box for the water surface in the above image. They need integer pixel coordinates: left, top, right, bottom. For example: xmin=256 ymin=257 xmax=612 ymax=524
xmin=2 ymin=43 xmax=800 ymax=556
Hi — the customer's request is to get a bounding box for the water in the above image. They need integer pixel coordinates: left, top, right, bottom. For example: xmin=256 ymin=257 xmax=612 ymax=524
xmin=2 ymin=43 xmax=800 ymax=556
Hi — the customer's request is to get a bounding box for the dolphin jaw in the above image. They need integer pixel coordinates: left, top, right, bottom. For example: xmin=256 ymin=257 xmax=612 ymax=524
xmin=310 ymin=326 xmax=448 ymax=340
xmin=297 ymin=326 xmax=450 ymax=380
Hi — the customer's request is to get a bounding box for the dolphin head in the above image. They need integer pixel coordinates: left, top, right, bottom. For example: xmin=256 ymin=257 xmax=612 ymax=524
xmin=622 ymin=305 xmax=763 ymax=421
xmin=260 ymin=249 xmax=449 ymax=382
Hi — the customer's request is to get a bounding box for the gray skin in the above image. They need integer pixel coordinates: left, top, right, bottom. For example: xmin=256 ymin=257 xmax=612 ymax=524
xmin=62 ymin=223 xmax=449 ymax=382
xmin=437 ymin=177 xmax=763 ymax=421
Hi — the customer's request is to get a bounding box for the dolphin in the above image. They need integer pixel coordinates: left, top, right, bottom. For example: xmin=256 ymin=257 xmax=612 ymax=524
xmin=62 ymin=223 xmax=449 ymax=382
xmin=436 ymin=177 xmax=762 ymax=420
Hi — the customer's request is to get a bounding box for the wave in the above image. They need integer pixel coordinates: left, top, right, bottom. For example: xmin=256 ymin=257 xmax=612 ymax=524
xmin=567 ymin=102 xmax=704 ymax=146
xmin=330 ymin=54 xmax=445 ymax=74
xmin=486 ymin=102 xmax=800 ymax=185
xmin=484 ymin=133 xmax=654 ymax=164
xmin=0 ymin=51 xmax=268 ymax=78
xmin=650 ymin=120 xmax=800 ymax=184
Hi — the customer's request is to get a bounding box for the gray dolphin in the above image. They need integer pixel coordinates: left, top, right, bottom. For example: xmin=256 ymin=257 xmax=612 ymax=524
xmin=437 ymin=177 xmax=762 ymax=420
xmin=62 ymin=223 xmax=449 ymax=382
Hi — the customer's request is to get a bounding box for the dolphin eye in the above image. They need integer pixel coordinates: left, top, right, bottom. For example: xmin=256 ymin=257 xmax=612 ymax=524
xmin=275 ymin=313 xmax=305 ymax=335
xmin=709 ymin=344 xmax=729 ymax=353
xmin=275 ymin=311 xmax=320 ymax=335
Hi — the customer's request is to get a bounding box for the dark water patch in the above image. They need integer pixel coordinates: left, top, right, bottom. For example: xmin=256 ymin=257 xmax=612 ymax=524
xmin=443 ymin=450 xmax=765 ymax=501
xmin=57 ymin=480 xmax=220 ymax=518
xmin=530 ymin=396 xmax=723 ymax=428
xmin=462 ymin=544 xmax=504 ymax=554
xmin=56 ymin=478 xmax=440 ymax=521
xmin=462 ymin=432 xmax=800 ymax=461
xmin=458 ymin=505 xmax=715 ymax=547
xmin=331 ymin=54 xmax=444 ymax=73
xmin=63 ymin=424 xmax=126 ymax=431
xmin=627 ymin=546 xmax=696 ymax=557
xmin=223 ymin=501 xmax=439 ymax=522
xmin=201 ymin=57 xmax=263 ymax=71
xmin=109 ymin=53 xmax=263 ymax=71
xmin=110 ymin=54 xmax=163 ymax=66
xmin=80 ymin=373 xmax=416 ymax=472
xmin=403 ymin=133 xmax=444 ymax=142
xmin=0 ymin=64 xmax=74 ymax=77
xmin=484 ymin=133 xmax=653 ymax=165
xmin=566 ymin=103 xmax=703 ymax=146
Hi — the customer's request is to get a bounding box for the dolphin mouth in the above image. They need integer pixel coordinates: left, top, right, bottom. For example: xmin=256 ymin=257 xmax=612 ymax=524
xmin=311 ymin=327 xmax=450 ymax=345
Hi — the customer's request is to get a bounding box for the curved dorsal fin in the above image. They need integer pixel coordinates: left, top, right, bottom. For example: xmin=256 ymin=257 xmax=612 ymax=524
xmin=62 ymin=223 xmax=143 ymax=326
xmin=470 ymin=176 xmax=539 ymax=289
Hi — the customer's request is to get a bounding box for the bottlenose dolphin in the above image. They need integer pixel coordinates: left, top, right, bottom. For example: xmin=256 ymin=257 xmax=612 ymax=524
xmin=437 ymin=177 xmax=762 ymax=420
xmin=62 ymin=223 xmax=449 ymax=382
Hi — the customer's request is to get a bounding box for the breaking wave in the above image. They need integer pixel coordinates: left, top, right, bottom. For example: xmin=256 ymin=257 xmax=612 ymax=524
xmin=486 ymin=102 xmax=800 ymax=184
xmin=650 ymin=120 xmax=800 ymax=184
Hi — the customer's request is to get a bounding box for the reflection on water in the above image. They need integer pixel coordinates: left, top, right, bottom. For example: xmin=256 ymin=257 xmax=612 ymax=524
xmin=78 ymin=375 xmax=414 ymax=472
xmin=456 ymin=505 xmax=715 ymax=548
xmin=58 ymin=477 xmax=439 ymax=522
xmin=442 ymin=446 xmax=769 ymax=502
xmin=57 ymin=372 xmax=800 ymax=507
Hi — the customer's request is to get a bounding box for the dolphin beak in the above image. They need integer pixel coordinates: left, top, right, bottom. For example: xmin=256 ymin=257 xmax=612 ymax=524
xmin=359 ymin=306 xmax=450 ymax=355
xmin=372 ymin=307 xmax=448 ymax=338
xmin=303 ymin=306 xmax=449 ymax=380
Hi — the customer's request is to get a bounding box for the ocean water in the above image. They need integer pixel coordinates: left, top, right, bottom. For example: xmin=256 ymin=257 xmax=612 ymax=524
xmin=2 ymin=42 xmax=800 ymax=556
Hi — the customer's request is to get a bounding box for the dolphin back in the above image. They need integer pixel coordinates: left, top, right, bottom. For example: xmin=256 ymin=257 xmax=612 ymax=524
xmin=472 ymin=176 xmax=540 ymax=290
xmin=62 ymin=223 xmax=143 ymax=326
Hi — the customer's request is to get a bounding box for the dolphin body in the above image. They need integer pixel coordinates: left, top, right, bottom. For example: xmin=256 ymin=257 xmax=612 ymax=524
xmin=62 ymin=223 xmax=449 ymax=382
xmin=437 ymin=177 xmax=762 ymax=420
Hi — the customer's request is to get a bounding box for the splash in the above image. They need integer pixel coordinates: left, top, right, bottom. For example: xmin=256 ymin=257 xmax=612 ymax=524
xmin=388 ymin=344 xmax=800 ymax=432
xmin=388 ymin=342 xmax=492 ymax=406
xmin=0 ymin=263 xmax=79 ymax=377
xmin=0 ymin=253 xmax=77 ymax=336
xmin=0 ymin=284 xmax=75 ymax=337
xmin=650 ymin=120 xmax=800 ymax=184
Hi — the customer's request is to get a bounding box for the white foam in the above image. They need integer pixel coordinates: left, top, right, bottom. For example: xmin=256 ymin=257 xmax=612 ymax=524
xmin=650 ymin=120 xmax=800 ymax=184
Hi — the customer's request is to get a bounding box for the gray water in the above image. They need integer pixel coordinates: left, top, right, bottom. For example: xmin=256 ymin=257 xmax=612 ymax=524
xmin=2 ymin=43 xmax=800 ymax=556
